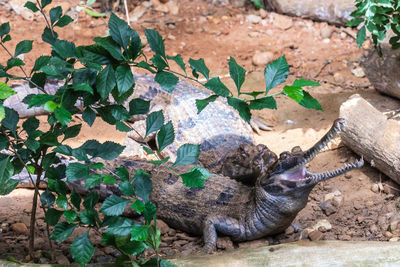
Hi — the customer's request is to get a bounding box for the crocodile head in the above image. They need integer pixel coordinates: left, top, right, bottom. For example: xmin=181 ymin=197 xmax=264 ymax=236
xmin=258 ymin=118 xmax=364 ymax=196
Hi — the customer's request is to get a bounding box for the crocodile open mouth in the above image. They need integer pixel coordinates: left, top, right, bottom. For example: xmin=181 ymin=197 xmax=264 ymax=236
xmin=274 ymin=118 xmax=364 ymax=186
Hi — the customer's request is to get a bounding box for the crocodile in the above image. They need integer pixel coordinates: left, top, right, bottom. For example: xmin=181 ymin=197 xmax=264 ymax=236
xmin=73 ymin=118 xmax=363 ymax=252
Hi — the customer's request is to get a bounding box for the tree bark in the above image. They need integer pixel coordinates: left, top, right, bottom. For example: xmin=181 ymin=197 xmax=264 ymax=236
xmin=339 ymin=94 xmax=400 ymax=184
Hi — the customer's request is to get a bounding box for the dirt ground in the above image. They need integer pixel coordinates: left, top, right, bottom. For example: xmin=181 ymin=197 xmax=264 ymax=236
xmin=1 ymin=0 xmax=400 ymax=264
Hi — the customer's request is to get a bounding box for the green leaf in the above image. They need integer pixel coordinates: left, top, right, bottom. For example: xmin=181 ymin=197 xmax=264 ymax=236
xmin=0 ymin=105 xmax=5 ymax=126
xmin=204 ymin=77 xmax=230 ymax=97
xmin=104 ymin=174 xmax=117 ymax=184
xmin=24 ymin=1 xmax=39 ymax=12
xmin=131 ymin=225 xmax=149 ymax=241
xmin=0 ymin=157 xmax=18 ymax=195
xmin=26 ymin=94 xmax=55 ymax=108
xmin=42 ymin=27 xmax=58 ymax=45
xmin=173 ymin=144 xmax=200 ymax=167
xmin=50 ymin=6 xmax=62 ymax=25
xmin=94 ymin=36 xmax=124 ymax=61
xmin=100 ymin=195 xmax=130 ymax=216
xmin=229 ymin=56 xmax=246 ymax=93
xmin=71 ymin=83 xmax=93 ymax=94
xmin=56 ymin=195 xmax=68 ymax=210
xmin=44 ymin=100 xmax=58 ymax=112
xmin=119 ymin=241 xmax=147 ymax=256
xmin=137 ymin=61 xmax=156 ymax=73
xmin=116 ymin=65 xmax=134 ymax=96
xmin=133 ymin=169 xmax=152 ymax=202
xmin=71 ymin=190 xmax=82 ymax=210
xmin=300 ymin=91 xmax=322 ymax=110
xmin=347 ymin=17 xmax=364 ymax=27
xmin=64 ymin=124 xmax=82 ymax=140
xmin=83 ymin=191 xmax=99 ymax=210
xmin=106 ymin=217 xmax=134 ymax=235
xmin=26 ymin=165 xmax=35 ymax=174
xmin=129 ymin=98 xmax=150 ymax=115
xmin=119 ymin=181 xmax=135 ymax=196
xmin=0 ymin=82 xmax=16 ymax=100
xmin=7 ymin=58 xmax=25 ymax=69
xmin=284 ymin=86 xmax=304 ymax=103
xmin=54 ymin=106 xmax=72 ymax=126
xmin=79 ymin=209 xmax=99 ymax=225
xmin=2 ymin=108 xmax=18 ymax=132
xmin=145 ymin=29 xmax=165 ymax=58
xmin=40 ymin=189 xmax=55 ymax=207
xmin=264 ymin=56 xmax=289 ymax=92
xmin=227 ymin=97 xmax=251 ymax=123
xmin=96 ymin=65 xmax=116 ymax=99
xmin=149 ymin=157 xmax=169 ymax=166
xmin=195 ymin=95 xmax=218 ymax=114
xmin=50 ymin=222 xmax=78 ymax=242
xmin=143 ymin=201 xmax=157 ymax=222
xmin=55 ymin=15 xmax=73 ymax=27
xmin=84 ymin=7 xmax=106 ymax=17
xmin=292 ymin=79 xmax=320 ymax=87
xmin=151 ymin=54 xmax=168 ymax=70
xmin=82 ymin=108 xmax=96 ymax=126
xmin=41 ymin=0 xmax=52 ymax=9
xmin=66 ymin=163 xmax=89 ymax=182
xmin=145 ymin=110 xmax=164 ymax=137
xmin=45 ymin=208 xmax=64 ymax=226
xmin=357 ymin=25 xmax=367 ymax=47
xmin=116 ymin=121 xmax=131 ymax=132
xmin=85 ymin=174 xmax=103 ymax=189
xmin=189 ymin=58 xmax=210 ymax=80
xmin=249 ymin=96 xmax=277 ymax=110
xmin=14 ymin=40 xmax=33 ymax=57
xmin=40 ymin=132 xmax=59 ymax=146
xmin=52 ymin=39 xmax=77 ymax=59
xmin=96 ymin=141 xmax=125 ymax=160
xmin=0 ymin=22 xmax=10 ymax=38
xmin=71 ymin=232 xmax=94 ymax=266
xmin=116 ymin=166 xmax=129 ymax=181
xmin=157 ymin=121 xmax=175 ymax=152
xmin=25 ymin=139 xmax=40 ymax=152
xmin=64 ymin=210 xmax=77 ymax=223
xmin=180 ymin=166 xmax=211 ymax=187
xmin=32 ymin=56 xmax=51 ymax=73
xmin=154 ymin=71 xmax=179 ymax=93
xmin=109 ymin=13 xmax=132 ymax=51
xmin=131 ymin=200 xmax=145 ymax=214
xmin=167 ymin=54 xmax=186 ymax=74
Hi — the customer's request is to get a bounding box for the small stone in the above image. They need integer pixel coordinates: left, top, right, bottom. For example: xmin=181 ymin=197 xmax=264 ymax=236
xmin=173 ymin=239 xmax=188 ymax=247
xmin=333 ymin=73 xmax=345 ymax=84
xmin=259 ymin=9 xmax=268 ymax=19
xmin=340 ymin=235 xmax=352 ymax=241
xmin=165 ymin=1 xmax=179 ymax=15
xmin=216 ymin=236 xmax=234 ymax=250
xmin=11 ymin=223 xmax=29 ymax=235
xmin=55 ymin=254 xmax=70 ymax=265
xmin=320 ymin=200 xmax=338 ymax=216
xmin=390 ymin=216 xmax=400 ymax=231
xmin=370 ymin=224 xmax=378 ymax=233
xmin=252 ymin=51 xmax=274 ymax=66
xmin=167 ymin=34 xmax=176 ymax=40
xmin=371 ymin=183 xmax=380 ymax=193
xmin=344 ymin=173 xmax=352 ymax=179
xmin=238 ymin=239 xmax=268 ymax=248
xmin=366 ymin=201 xmax=374 ymax=206
xmin=272 ymin=13 xmax=293 ymax=30
xmin=299 ymin=228 xmax=313 ymax=240
xmin=248 ymin=32 xmax=259 ymax=38
xmin=350 ymin=67 xmax=365 ymax=78
xmin=168 ymin=23 xmax=176 ymax=30
xmin=313 ymin=219 xmax=332 ymax=231
xmin=246 ymin=14 xmax=262 ymax=24
xmin=157 ymin=219 xmax=172 ymax=235
xmin=320 ymin=25 xmax=333 ymax=39
xmin=389 ymin=237 xmax=399 ymax=242
xmin=385 ymin=231 xmax=394 ymax=238
xmin=285 ymin=226 xmax=295 ymax=235
xmin=309 ymin=230 xmax=324 ymax=241
xmin=357 ymin=216 xmax=365 ymax=223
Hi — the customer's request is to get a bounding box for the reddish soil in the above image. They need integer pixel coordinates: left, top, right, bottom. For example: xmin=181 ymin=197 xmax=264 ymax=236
xmin=1 ymin=0 xmax=399 ymax=264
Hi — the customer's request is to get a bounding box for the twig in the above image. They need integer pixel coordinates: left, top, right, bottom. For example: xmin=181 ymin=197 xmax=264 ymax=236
xmin=123 ymin=0 xmax=130 ymax=26
xmin=313 ymin=59 xmax=331 ymax=78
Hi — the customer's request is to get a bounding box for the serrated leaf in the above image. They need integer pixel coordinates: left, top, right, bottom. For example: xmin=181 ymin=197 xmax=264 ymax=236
xmin=195 ymin=95 xmax=218 ymax=114
xmin=109 ymin=13 xmax=132 ymax=51
xmin=40 ymin=189 xmax=55 ymax=207
xmin=44 ymin=100 xmax=58 ymax=112
xmin=0 ymin=157 xmax=18 ymax=195
xmin=83 ymin=191 xmax=99 ymax=210
xmin=145 ymin=110 xmax=164 ymax=137
xmin=63 ymin=124 xmax=81 ymax=141
xmin=292 ymin=79 xmax=320 ymax=87
xmin=131 ymin=225 xmax=149 ymax=241
xmin=0 ymin=82 xmax=16 ymax=100
xmin=151 ymin=54 xmax=168 ymax=70
xmin=64 ymin=210 xmax=77 ymax=223
xmin=7 ymin=58 xmax=25 ymax=69
xmin=42 ymin=27 xmax=58 ymax=45
xmin=104 ymin=174 xmax=117 ymax=184
xmin=167 ymin=54 xmax=186 ymax=74
xmin=50 ymin=6 xmax=62 ymax=25
xmin=56 ymin=195 xmax=68 ymax=210
xmin=116 ymin=64 xmax=134 ymax=96
xmin=116 ymin=121 xmax=131 ymax=132
xmin=54 ymin=106 xmax=72 ymax=125
xmin=229 ymin=57 xmax=246 ymax=93
xmin=85 ymin=174 xmax=103 ymax=189
xmin=145 ymin=29 xmax=165 ymax=58
xmin=173 ymin=144 xmax=200 ymax=167
xmin=79 ymin=209 xmax=99 ymax=225
xmin=71 ymin=190 xmax=81 ymax=211
xmin=0 ymin=22 xmax=10 ymax=38
xmin=115 ymin=166 xmax=129 ymax=181
xmin=249 ymin=96 xmax=277 ymax=110
xmin=50 ymin=222 xmax=78 ymax=242
xmin=129 ymin=98 xmax=150 ymax=115
xmin=14 ymin=40 xmax=33 ymax=57
xmin=300 ymin=91 xmax=322 ymax=110
xmin=142 ymin=145 xmax=155 ymax=155
xmin=180 ymin=166 xmax=211 ymax=188
xmin=119 ymin=241 xmax=148 ymax=256
xmin=347 ymin=17 xmax=364 ymax=27
xmin=100 ymin=195 xmax=130 ymax=216
xmin=189 ymin=58 xmax=210 ymax=80
xmin=94 ymin=36 xmax=124 ymax=61
xmin=96 ymin=141 xmax=125 ymax=160
xmin=45 ymin=208 xmax=64 ymax=226
xmin=154 ymin=71 xmax=178 ymax=93
xmin=131 ymin=199 xmax=145 ymax=214
xmin=41 ymin=0 xmax=52 ymax=9
xmin=143 ymin=201 xmax=157 ymax=222
xmin=149 ymin=156 xmax=169 ymax=166
xmin=227 ymin=97 xmax=251 ymax=123
xmin=284 ymin=86 xmax=304 ymax=103
xmin=24 ymin=1 xmax=39 ymax=12
xmin=357 ymin=25 xmax=367 ymax=47
xmin=133 ymin=169 xmax=152 ymax=202
xmin=32 ymin=56 xmax=51 ymax=73
xmin=82 ymin=108 xmax=96 ymax=126
xmin=71 ymin=232 xmax=94 ymax=266
xmin=96 ymin=65 xmax=116 ymax=99
xmin=119 ymin=181 xmax=135 ymax=196
xmin=66 ymin=163 xmax=89 ymax=182
xmin=55 ymin=15 xmax=73 ymax=27
xmin=71 ymin=83 xmax=93 ymax=94
xmin=2 ymin=108 xmax=18 ymax=132
xmin=204 ymin=77 xmax=230 ymax=97
xmin=105 ymin=217 xmax=134 ymax=235
xmin=157 ymin=121 xmax=175 ymax=152
xmin=52 ymin=39 xmax=76 ymax=59
xmin=264 ymin=56 xmax=289 ymax=92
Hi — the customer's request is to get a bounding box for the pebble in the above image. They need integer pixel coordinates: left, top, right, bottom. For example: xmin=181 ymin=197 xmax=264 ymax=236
xmin=340 ymin=235 xmax=352 ymax=241
xmin=390 ymin=216 xmax=400 ymax=231
xmin=246 ymin=14 xmax=262 ymax=24
xmin=272 ymin=13 xmax=293 ymax=30
xmin=370 ymin=224 xmax=378 ymax=233
xmin=385 ymin=231 xmax=394 ymax=238
xmin=389 ymin=237 xmax=399 ymax=242
xmin=217 ymin=236 xmax=234 ymax=250
xmin=248 ymin=32 xmax=260 ymax=38
xmin=350 ymin=67 xmax=365 ymax=78
xmin=320 ymin=25 xmax=333 ymax=39
xmin=371 ymin=183 xmax=380 ymax=193
xmin=285 ymin=226 xmax=295 ymax=235
xmin=252 ymin=51 xmax=274 ymax=66
xmin=344 ymin=173 xmax=352 ymax=179
xmin=320 ymin=200 xmax=338 ymax=216
xmin=157 ymin=219 xmax=172 ymax=235
xmin=55 ymin=254 xmax=70 ymax=265
xmin=11 ymin=223 xmax=29 ymax=235
xmin=333 ymin=73 xmax=345 ymax=84
xmin=299 ymin=228 xmax=313 ymax=240
xmin=259 ymin=9 xmax=268 ymax=19
xmin=313 ymin=219 xmax=332 ymax=231
xmin=309 ymin=230 xmax=324 ymax=241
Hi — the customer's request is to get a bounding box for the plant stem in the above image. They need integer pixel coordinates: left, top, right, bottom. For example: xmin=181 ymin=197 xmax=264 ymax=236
xmin=35 ymin=0 xmax=55 ymax=38
xmin=29 ymin=169 xmax=42 ymax=257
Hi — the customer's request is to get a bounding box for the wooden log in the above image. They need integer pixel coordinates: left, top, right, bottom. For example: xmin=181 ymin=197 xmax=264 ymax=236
xmin=339 ymin=94 xmax=400 ymax=184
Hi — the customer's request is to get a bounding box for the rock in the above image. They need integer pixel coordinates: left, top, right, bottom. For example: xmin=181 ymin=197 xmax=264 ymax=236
xmin=248 ymin=32 xmax=260 ymax=38
xmin=320 ymin=25 xmax=333 ymax=39
xmin=390 ymin=216 xmax=400 ymax=231
xmin=238 ymin=239 xmax=268 ymax=248
xmin=350 ymin=67 xmax=365 ymax=78
xmin=385 ymin=231 xmax=393 ymax=238
xmin=252 ymin=51 xmax=274 ymax=66
xmin=246 ymin=14 xmax=262 ymax=24
xmin=259 ymin=9 xmax=268 ymax=19
xmin=173 ymin=239 xmax=189 ymax=247
xmin=299 ymin=228 xmax=313 ymax=240
xmin=166 ymin=1 xmax=179 ymax=15
xmin=34 ymin=237 xmax=46 ymax=248
xmin=371 ymin=183 xmax=380 ymax=193
xmin=390 ymin=237 xmax=400 ymax=242
xmin=285 ymin=226 xmax=295 ymax=235
xmin=217 ymin=236 xmax=234 ymax=250
xmin=153 ymin=0 xmax=169 ymax=13
xmin=320 ymin=200 xmax=338 ymax=216
xmin=344 ymin=173 xmax=352 ymax=179
xmin=313 ymin=219 xmax=332 ymax=232
xmin=340 ymin=235 xmax=352 ymax=241
xmin=309 ymin=230 xmax=324 ymax=241
xmin=264 ymin=0 xmax=355 ymax=25
xmin=11 ymin=223 xmax=29 ymax=235
xmin=370 ymin=224 xmax=378 ymax=233
xmin=230 ymin=0 xmax=246 ymax=8
xmin=130 ymin=3 xmax=149 ymax=22
xmin=383 ymin=180 xmax=400 ymax=195
xmin=271 ymin=13 xmax=293 ymax=30
xmin=55 ymin=254 xmax=70 ymax=265
xmin=157 ymin=219 xmax=172 ymax=235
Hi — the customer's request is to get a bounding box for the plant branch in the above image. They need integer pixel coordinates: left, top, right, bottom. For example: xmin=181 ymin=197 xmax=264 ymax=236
xmin=35 ymin=0 xmax=55 ymax=38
